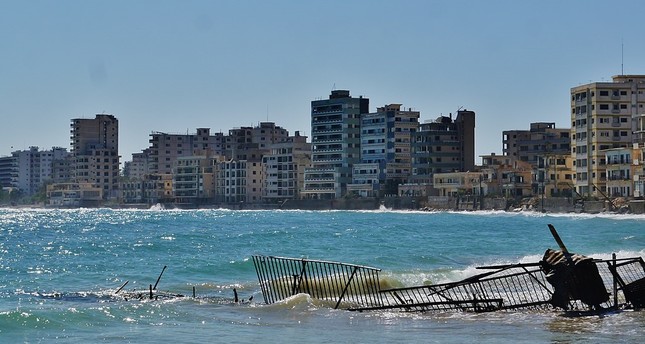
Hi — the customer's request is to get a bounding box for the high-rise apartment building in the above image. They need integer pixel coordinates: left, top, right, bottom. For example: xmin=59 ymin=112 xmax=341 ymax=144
xmin=302 ymin=90 xmax=368 ymax=199
xmin=70 ymin=114 xmax=120 ymax=199
xmin=349 ymin=104 xmax=419 ymax=196
xmin=410 ymin=110 xmax=475 ymax=187
xmin=570 ymin=75 xmax=645 ymax=197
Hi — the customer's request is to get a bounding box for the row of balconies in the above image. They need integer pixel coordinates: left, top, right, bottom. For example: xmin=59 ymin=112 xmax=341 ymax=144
xmin=312 ymin=137 xmax=343 ymax=143
xmin=313 ymin=125 xmax=343 ymax=133
xmin=311 ymin=145 xmax=343 ymax=152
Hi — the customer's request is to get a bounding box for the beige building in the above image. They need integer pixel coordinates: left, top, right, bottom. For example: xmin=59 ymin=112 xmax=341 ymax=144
xmin=70 ymin=114 xmax=120 ymax=199
xmin=604 ymin=144 xmax=645 ymax=198
xmin=173 ymin=154 xmax=222 ymax=205
xmin=536 ymin=153 xmax=574 ymax=198
xmin=262 ymin=132 xmax=311 ymax=202
xmin=433 ymin=171 xmax=483 ymax=197
xmin=148 ymin=128 xmax=225 ymax=175
xmin=480 ymin=154 xmax=533 ymax=198
xmin=571 ymin=75 xmax=645 ymax=197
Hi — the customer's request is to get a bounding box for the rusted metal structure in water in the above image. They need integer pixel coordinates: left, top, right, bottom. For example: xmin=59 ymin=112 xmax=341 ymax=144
xmin=252 ymin=225 xmax=645 ymax=313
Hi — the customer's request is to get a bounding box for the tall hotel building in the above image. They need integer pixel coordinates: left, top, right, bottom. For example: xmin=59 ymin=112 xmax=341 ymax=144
xmin=570 ymin=75 xmax=645 ymax=197
xmin=302 ymin=90 xmax=369 ymax=199
xmin=70 ymin=114 xmax=120 ymax=199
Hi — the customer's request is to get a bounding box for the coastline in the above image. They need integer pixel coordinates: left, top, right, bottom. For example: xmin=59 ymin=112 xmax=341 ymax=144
xmin=2 ymin=196 xmax=643 ymax=214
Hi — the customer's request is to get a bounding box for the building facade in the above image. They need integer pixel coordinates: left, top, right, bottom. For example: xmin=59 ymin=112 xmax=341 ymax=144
xmin=224 ymin=122 xmax=289 ymax=162
xmin=503 ymin=122 xmax=570 ymax=165
xmin=124 ymin=149 xmax=150 ymax=180
xmin=10 ymin=146 xmax=69 ymax=196
xmin=303 ymin=90 xmax=369 ymax=199
xmin=173 ymin=155 xmax=220 ymax=205
xmin=349 ymin=104 xmax=420 ymax=197
xmin=0 ymin=155 xmax=14 ymax=188
xmin=148 ymin=128 xmax=225 ymax=175
xmin=70 ymin=114 xmax=120 ymax=199
xmin=215 ymin=160 xmax=263 ymax=203
xmin=262 ymin=132 xmax=311 ymax=202
xmin=570 ymin=75 xmax=645 ymax=197
xmin=410 ymin=110 xmax=476 ymax=188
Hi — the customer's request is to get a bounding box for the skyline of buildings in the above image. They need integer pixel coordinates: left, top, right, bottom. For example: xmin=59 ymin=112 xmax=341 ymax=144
xmin=3 ymin=75 xmax=645 ymax=206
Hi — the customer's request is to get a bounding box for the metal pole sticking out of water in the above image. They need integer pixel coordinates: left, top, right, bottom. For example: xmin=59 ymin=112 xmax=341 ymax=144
xmin=547 ymin=224 xmax=569 ymax=253
xmin=153 ymin=266 xmax=167 ymax=290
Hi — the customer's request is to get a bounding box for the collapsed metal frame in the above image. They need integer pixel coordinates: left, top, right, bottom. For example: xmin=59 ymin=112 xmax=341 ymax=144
xmin=356 ymin=262 xmax=553 ymax=312
xmin=252 ymin=255 xmax=645 ymax=313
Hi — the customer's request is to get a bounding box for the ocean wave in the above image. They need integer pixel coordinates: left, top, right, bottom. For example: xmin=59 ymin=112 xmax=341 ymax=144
xmin=383 ymin=249 xmax=644 ymax=287
xmin=454 ymin=209 xmax=645 ymax=221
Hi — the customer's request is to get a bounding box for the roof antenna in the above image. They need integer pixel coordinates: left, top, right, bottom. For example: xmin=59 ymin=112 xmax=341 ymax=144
xmin=621 ymin=38 xmax=624 ymax=75
xmin=332 ymin=83 xmax=336 ymax=91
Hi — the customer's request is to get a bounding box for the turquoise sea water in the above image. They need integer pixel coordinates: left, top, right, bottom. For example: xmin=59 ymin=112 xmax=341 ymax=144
xmin=0 ymin=208 xmax=643 ymax=343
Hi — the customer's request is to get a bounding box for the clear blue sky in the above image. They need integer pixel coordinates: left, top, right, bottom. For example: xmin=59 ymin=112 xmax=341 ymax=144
xmin=2 ymin=0 xmax=645 ymax=163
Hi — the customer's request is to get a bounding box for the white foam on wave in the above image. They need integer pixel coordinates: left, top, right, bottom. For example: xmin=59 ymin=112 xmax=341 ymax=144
xmin=388 ymin=249 xmax=644 ymax=287
xmin=440 ymin=209 xmax=645 ymax=221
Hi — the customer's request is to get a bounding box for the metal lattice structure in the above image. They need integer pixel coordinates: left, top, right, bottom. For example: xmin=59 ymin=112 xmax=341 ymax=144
xmin=252 ymin=255 xmax=383 ymax=309
xmin=357 ymin=262 xmax=553 ymax=312
xmin=252 ymin=255 xmax=645 ymax=313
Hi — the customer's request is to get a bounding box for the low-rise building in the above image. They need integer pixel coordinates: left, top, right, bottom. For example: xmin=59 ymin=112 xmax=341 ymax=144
xmin=433 ymin=171 xmax=483 ymax=197
xmin=535 ymin=153 xmax=574 ymax=198
xmin=604 ymin=144 xmax=645 ymax=198
xmin=480 ymin=153 xmax=533 ymax=198
xmin=47 ymin=182 xmax=103 ymax=207
xmin=120 ymin=174 xmax=173 ymax=205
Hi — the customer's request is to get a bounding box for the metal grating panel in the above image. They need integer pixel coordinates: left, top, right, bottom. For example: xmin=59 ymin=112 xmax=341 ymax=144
xmin=252 ymin=255 xmax=383 ymax=309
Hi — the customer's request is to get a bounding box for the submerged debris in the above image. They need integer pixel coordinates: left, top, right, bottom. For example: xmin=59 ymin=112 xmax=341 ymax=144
xmin=252 ymin=224 xmax=645 ymax=314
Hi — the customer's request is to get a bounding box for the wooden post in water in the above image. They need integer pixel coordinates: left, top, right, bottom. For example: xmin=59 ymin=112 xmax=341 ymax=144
xmin=149 ymin=284 xmax=153 ymax=300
